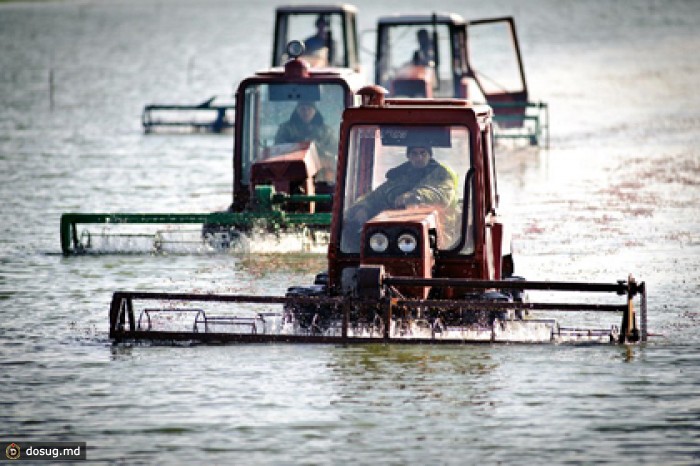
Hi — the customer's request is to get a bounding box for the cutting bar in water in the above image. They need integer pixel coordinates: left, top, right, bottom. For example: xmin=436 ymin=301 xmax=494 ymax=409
xmin=109 ymin=276 xmax=646 ymax=345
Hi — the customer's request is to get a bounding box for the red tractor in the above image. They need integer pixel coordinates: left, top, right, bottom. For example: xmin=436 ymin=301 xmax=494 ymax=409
xmin=226 ymin=41 xmax=364 ymax=216
xmin=62 ymin=42 xmax=363 ymax=254
xmin=284 ymin=85 xmax=524 ymax=336
xmin=109 ymin=86 xmax=646 ymax=344
xmin=374 ymin=13 xmax=548 ymax=146
xmin=328 ymin=85 xmax=511 ymax=290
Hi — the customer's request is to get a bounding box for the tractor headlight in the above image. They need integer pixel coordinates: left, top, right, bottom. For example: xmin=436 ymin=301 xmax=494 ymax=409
xmin=287 ymin=40 xmax=305 ymax=58
xmin=369 ymin=232 xmax=389 ymax=253
xmin=397 ymin=233 xmax=418 ymax=253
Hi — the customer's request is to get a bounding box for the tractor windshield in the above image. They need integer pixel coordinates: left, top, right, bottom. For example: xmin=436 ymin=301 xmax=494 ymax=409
xmin=273 ymin=12 xmax=349 ymax=68
xmin=340 ymin=124 xmax=474 ymax=254
xmin=376 ymin=22 xmax=457 ymax=98
xmin=239 ymin=82 xmax=346 ymax=186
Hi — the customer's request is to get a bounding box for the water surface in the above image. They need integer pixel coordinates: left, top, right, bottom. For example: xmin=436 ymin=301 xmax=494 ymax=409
xmin=1 ymin=0 xmax=699 ymax=464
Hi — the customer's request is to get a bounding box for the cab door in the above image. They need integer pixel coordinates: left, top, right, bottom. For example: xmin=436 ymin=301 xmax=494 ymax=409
xmin=465 ymin=17 xmax=529 ymax=128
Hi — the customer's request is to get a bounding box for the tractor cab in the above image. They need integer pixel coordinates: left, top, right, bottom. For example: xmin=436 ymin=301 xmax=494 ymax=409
xmin=229 ymin=41 xmax=363 ymax=214
xmin=375 ymin=14 xmax=469 ymax=99
xmin=328 ymin=85 xmax=507 ymax=300
xmin=272 ymin=4 xmax=361 ymax=72
xmin=375 ymin=14 xmax=548 ymax=145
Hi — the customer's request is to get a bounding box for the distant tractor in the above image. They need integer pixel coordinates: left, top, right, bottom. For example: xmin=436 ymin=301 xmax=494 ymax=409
xmin=272 ymin=4 xmax=362 ymax=73
xmin=142 ymin=4 xmax=364 ymax=133
xmin=375 ymin=13 xmax=548 ymax=146
xmin=226 ymin=41 xmax=364 ymax=215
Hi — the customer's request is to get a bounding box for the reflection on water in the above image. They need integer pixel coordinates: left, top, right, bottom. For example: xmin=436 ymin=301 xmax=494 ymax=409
xmin=329 ymin=345 xmax=498 ymax=411
xmin=1 ymin=0 xmax=700 ymax=464
xmin=235 ymin=252 xmax=326 ymax=277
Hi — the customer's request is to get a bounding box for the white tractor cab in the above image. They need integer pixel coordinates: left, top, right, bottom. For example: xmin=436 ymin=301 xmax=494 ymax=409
xmin=374 ymin=14 xmax=548 ymax=145
xmin=272 ymin=4 xmax=362 ymax=74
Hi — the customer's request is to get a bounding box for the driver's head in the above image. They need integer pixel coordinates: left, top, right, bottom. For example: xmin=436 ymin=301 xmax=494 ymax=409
xmin=406 ymin=146 xmax=432 ymax=168
xmin=315 ymin=15 xmax=329 ymax=33
xmin=417 ymin=29 xmax=430 ymax=47
xmin=295 ymin=101 xmax=317 ymax=123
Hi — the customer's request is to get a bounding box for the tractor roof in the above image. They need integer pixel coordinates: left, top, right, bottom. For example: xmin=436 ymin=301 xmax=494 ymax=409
xmin=349 ymin=85 xmax=492 ymax=125
xmin=254 ymin=66 xmax=359 ymax=81
xmin=377 ymin=13 xmax=466 ymax=27
xmin=275 ymin=4 xmax=358 ymax=15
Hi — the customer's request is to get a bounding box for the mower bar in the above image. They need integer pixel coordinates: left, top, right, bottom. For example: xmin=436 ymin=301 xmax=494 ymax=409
xmin=384 ymin=277 xmax=643 ymax=295
xmin=109 ymin=275 xmax=647 ymax=344
xmin=61 ymin=205 xmax=332 ymax=254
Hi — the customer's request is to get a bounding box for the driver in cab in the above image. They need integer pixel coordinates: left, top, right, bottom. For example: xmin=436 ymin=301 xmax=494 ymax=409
xmin=345 ymin=144 xmax=457 ymax=230
xmin=274 ymin=100 xmax=338 ymax=183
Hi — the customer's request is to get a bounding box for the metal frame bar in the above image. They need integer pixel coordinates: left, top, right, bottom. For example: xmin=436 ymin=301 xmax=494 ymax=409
xmin=109 ymin=276 xmax=647 ymax=344
xmin=142 ymin=102 xmax=235 ymax=134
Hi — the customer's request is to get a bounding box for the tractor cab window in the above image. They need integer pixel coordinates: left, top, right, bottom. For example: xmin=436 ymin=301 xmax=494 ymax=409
xmin=240 ymin=82 xmax=345 ymax=186
xmin=377 ymin=23 xmax=456 ymax=98
xmin=341 ymin=124 xmax=473 ymax=254
xmin=274 ymin=13 xmax=347 ymax=68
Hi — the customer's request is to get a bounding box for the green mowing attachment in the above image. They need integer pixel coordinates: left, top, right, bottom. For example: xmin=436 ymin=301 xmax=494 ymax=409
xmin=60 ymin=192 xmax=332 ymax=255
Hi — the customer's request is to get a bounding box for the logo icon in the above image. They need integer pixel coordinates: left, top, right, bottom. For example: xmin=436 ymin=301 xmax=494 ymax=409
xmin=6 ymin=443 xmax=21 ymax=460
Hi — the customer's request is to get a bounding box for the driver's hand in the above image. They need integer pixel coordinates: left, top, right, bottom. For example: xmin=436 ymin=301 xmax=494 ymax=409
xmin=394 ymin=192 xmax=421 ymax=208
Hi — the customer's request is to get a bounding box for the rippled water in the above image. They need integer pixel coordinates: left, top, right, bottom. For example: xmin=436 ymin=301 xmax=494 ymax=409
xmin=1 ymin=0 xmax=699 ymax=464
